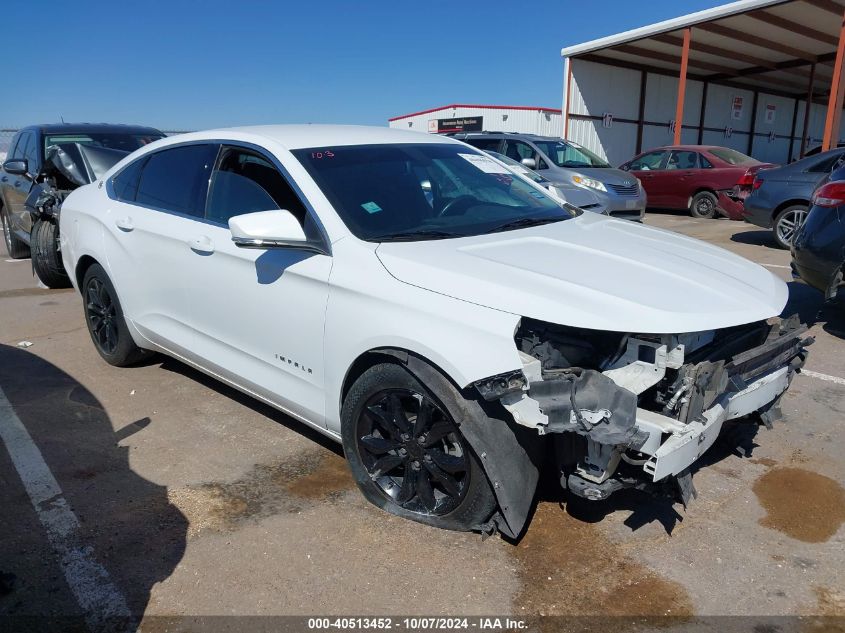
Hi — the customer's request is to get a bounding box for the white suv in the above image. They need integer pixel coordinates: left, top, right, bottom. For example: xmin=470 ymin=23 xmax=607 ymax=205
xmin=60 ymin=125 xmax=809 ymax=537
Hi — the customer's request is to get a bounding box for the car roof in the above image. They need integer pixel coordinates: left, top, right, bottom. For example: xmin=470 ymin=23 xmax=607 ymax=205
xmin=21 ymin=123 xmax=165 ymax=136
xmin=152 ymin=125 xmax=468 ymax=151
xmin=646 ymin=145 xmax=722 ymax=153
xmin=456 ymin=132 xmax=562 ymax=141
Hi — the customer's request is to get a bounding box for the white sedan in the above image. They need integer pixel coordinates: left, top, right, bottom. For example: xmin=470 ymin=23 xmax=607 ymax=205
xmin=59 ymin=125 xmax=810 ymax=537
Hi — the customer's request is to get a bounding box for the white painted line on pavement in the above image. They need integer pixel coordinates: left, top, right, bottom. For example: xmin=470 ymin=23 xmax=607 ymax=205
xmin=800 ymin=369 xmax=845 ymax=386
xmin=0 ymin=386 xmax=132 ymax=629
xmin=760 ymin=263 xmax=791 ymax=269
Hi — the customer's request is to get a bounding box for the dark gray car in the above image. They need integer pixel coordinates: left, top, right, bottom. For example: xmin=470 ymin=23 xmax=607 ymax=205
xmin=743 ymin=148 xmax=845 ymax=249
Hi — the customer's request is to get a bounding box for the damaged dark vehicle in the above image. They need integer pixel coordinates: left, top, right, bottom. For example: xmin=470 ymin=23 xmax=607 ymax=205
xmin=0 ymin=124 xmax=164 ymax=287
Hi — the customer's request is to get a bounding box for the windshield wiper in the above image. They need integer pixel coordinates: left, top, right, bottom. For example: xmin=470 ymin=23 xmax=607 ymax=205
xmin=371 ymin=229 xmax=464 ymax=242
xmin=488 ymin=217 xmax=564 ymax=233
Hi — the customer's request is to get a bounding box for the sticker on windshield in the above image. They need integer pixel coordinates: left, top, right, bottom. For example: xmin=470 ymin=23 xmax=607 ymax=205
xmin=528 ymin=190 xmax=546 ymax=199
xmin=361 ymin=201 xmax=382 ymax=214
xmin=458 ymin=153 xmax=509 ymax=174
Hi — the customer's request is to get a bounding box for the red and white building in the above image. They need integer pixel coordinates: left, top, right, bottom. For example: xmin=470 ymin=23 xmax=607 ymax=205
xmin=388 ymin=104 xmax=563 ymax=136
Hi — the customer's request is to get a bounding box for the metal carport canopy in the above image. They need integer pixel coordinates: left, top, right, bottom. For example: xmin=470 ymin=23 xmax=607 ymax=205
xmin=560 ymin=0 xmax=845 ymax=154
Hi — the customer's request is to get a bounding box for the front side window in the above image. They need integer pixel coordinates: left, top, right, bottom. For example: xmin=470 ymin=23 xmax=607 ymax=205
xmin=531 ymin=140 xmax=611 ymax=168
xmin=136 ymin=144 xmax=217 ymax=217
xmin=293 ymin=143 xmax=575 ymax=242
xmin=8 ymin=132 xmax=23 ymax=159
xmin=627 ymin=151 xmax=666 ymax=171
xmin=503 ymin=140 xmax=537 ymax=164
xmin=464 ymin=138 xmax=502 ymax=152
xmin=206 ymin=147 xmax=307 ymax=224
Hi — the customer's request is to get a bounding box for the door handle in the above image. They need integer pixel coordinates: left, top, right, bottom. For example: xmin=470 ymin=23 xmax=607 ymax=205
xmin=1 ymin=176 xmax=7 ymax=182
xmin=189 ymin=236 xmax=214 ymax=254
xmin=14 ymin=181 xmax=22 ymax=187
xmin=115 ymin=217 xmax=134 ymax=232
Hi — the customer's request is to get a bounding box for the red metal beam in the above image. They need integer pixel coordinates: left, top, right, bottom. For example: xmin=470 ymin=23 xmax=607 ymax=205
xmin=674 ymin=28 xmax=691 ymax=146
xmin=822 ymin=10 xmax=845 ymax=151
xmin=747 ymin=10 xmax=840 ymax=47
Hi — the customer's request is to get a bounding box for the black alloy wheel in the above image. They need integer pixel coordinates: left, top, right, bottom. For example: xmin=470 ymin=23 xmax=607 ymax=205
xmin=355 ymin=388 xmax=470 ymax=515
xmin=85 ymin=277 xmax=119 ymax=355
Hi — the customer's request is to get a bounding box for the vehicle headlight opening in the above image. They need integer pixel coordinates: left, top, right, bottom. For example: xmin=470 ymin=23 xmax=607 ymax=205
xmin=571 ymin=174 xmax=608 ymax=193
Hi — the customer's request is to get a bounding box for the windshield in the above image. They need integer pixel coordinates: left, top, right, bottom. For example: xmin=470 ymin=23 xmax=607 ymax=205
xmin=532 ymin=140 xmax=610 ymax=169
xmin=44 ymin=132 xmax=163 ymax=154
xmin=293 ymin=143 xmax=577 ymax=242
xmin=484 ymin=151 xmax=547 ymax=183
xmin=708 ymin=147 xmax=758 ymax=166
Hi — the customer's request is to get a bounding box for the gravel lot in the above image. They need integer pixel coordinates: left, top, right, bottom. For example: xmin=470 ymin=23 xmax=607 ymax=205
xmin=1 ymin=212 xmax=843 ymax=630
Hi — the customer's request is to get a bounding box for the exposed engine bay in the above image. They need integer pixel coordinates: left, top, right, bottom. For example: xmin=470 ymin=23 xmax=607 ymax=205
xmin=475 ymin=315 xmax=812 ymax=506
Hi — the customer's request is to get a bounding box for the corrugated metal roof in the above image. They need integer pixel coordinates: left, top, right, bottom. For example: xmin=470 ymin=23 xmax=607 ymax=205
xmin=560 ymin=0 xmax=844 ymax=98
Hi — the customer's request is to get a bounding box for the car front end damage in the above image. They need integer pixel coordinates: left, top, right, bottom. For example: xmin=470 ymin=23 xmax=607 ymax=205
xmin=474 ymin=315 xmax=812 ymax=507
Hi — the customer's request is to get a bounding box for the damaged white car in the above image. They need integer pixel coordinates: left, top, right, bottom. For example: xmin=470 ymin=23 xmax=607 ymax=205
xmin=59 ymin=125 xmax=811 ymax=538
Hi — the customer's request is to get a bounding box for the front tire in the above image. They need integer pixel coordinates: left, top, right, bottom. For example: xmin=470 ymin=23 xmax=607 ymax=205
xmin=773 ymin=205 xmax=808 ymax=250
xmin=82 ymin=264 xmax=152 ymax=367
xmin=1 ymin=207 xmax=30 ymax=259
xmin=689 ymin=191 xmax=717 ymax=219
xmin=31 ymin=219 xmax=71 ymax=288
xmin=341 ymin=363 xmax=496 ymax=531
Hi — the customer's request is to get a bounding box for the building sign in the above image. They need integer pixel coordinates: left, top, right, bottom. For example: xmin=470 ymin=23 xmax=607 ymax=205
xmin=765 ymin=104 xmax=776 ymax=124
xmin=436 ymin=117 xmax=483 ymax=133
xmin=427 ymin=119 xmax=438 ymax=133
xmin=731 ymin=96 xmax=744 ymax=120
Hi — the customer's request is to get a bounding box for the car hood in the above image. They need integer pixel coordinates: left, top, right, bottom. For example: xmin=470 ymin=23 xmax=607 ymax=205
xmin=375 ymin=213 xmax=788 ymax=334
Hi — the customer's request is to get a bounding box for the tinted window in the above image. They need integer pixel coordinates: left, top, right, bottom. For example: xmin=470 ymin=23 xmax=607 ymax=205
xmin=8 ymin=132 xmax=22 ymax=159
xmin=709 ymin=147 xmax=758 ymax=166
xmin=45 ymin=132 xmax=163 ymax=154
xmin=206 ymin=147 xmax=307 ymax=224
xmin=293 ymin=143 xmax=575 ymax=242
xmin=666 ymin=151 xmax=699 ymax=170
xmin=464 ymin=138 xmax=502 ymax=152
xmin=136 ymin=144 xmax=216 ymax=217
xmin=700 ymin=154 xmax=714 ymax=169
xmin=112 ymin=158 xmax=146 ymax=202
xmin=503 ymin=140 xmax=537 ymax=163
xmin=23 ymin=132 xmax=39 ymax=173
xmin=807 ymin=152 xmax=845 ymax=173
xmin=628 ymin=151 xmax=665 ymax=171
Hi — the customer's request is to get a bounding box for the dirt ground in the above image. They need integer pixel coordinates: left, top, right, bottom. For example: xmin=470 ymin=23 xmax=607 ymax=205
xmin=1 ymin=212 xmax=843 ymax=631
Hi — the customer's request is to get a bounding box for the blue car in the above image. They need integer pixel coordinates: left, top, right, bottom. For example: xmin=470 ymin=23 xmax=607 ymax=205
xmin=743 ymin=148 xmax=845 ymax=249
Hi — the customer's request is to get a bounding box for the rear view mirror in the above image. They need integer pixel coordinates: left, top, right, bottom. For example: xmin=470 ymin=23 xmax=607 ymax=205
xmin=3 ymin=159 xmax=29 ymax=177
xmin=229 ymin=210 xmax=309 ymax=249
xmin=521 ymin=158 xmax=537 ymax=169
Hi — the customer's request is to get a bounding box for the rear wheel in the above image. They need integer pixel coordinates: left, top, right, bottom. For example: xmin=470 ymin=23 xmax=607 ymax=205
xmin=341 ymin=363 xmax=496 ymax=531
xmin=1 ymin=207 xmax=30 ymax=259
xmin=31 ymin=219 xmax=71 ymax=288
xmin=82 ymin=264 xmax=152 ymax=366
xmin=773 ymin=205 xmax=808 ymax=250
xmin=689 ymin=191 xmax=717 ymax=219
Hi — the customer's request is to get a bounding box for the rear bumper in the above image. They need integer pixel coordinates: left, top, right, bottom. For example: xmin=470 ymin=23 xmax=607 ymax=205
xmin=716 ymin=191 xmax=746 ymax=220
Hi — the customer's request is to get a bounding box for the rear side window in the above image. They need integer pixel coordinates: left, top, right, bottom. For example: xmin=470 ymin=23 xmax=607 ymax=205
xmin=136 ymin=144 xmax=217 ymax=217
xmin=463 ymin=138 xmax=502 ymax=152
xmin=807 ymin=152 xmax=845 ymax=173
xmin=666 ymin=150 xmax=699 ymax=170
xmin=112 ymin=159 xmax=146 ymax=202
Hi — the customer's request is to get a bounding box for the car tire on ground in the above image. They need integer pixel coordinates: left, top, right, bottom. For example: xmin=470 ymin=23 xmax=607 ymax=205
xmin=773 ymin=204 xmax=808 ymax=250
xmin=341 ymin=362 xmax=496 ymax=532
xmin=689 ymin=191 xmax=718 ymax=219
xmin=81 ymin=263 xmax=152 ymax=367
xmin=31 ymin=219 xmax=71 ymax=289
xmin=1 ymin=207 xmax=31 ymax=259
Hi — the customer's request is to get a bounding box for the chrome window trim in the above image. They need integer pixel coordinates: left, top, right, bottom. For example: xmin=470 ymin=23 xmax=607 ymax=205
xmin=105 ymin=138 xmax=332 ymax=256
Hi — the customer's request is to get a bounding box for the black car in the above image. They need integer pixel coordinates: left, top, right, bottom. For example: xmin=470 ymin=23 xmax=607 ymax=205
xmin=1 ymin=123 xmax=164 ymax=287
xmin=791 ymin=178 xmax=845 ymax=300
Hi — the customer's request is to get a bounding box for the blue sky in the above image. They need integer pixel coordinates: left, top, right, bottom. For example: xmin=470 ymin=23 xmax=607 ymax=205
xmin=3 ymin=0 xmax=726 ymax=131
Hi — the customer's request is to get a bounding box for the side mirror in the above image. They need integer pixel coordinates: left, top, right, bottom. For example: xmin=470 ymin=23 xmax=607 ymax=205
xmin=229 ymin=210 xmax=311 ymax=250
xmin=3 ymin=159 xmax=29 ymax=177
xmin=521 ymin=158 xmax=537 ymax=169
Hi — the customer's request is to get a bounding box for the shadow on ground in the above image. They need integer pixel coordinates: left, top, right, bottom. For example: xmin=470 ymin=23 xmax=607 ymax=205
xmin=730 ymin=228 xmax=780 ymax=249
xmin=783 ymin=281 xmax=845 ymax=340
xmin=0 ymin=344 xmax=187 ymax=631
